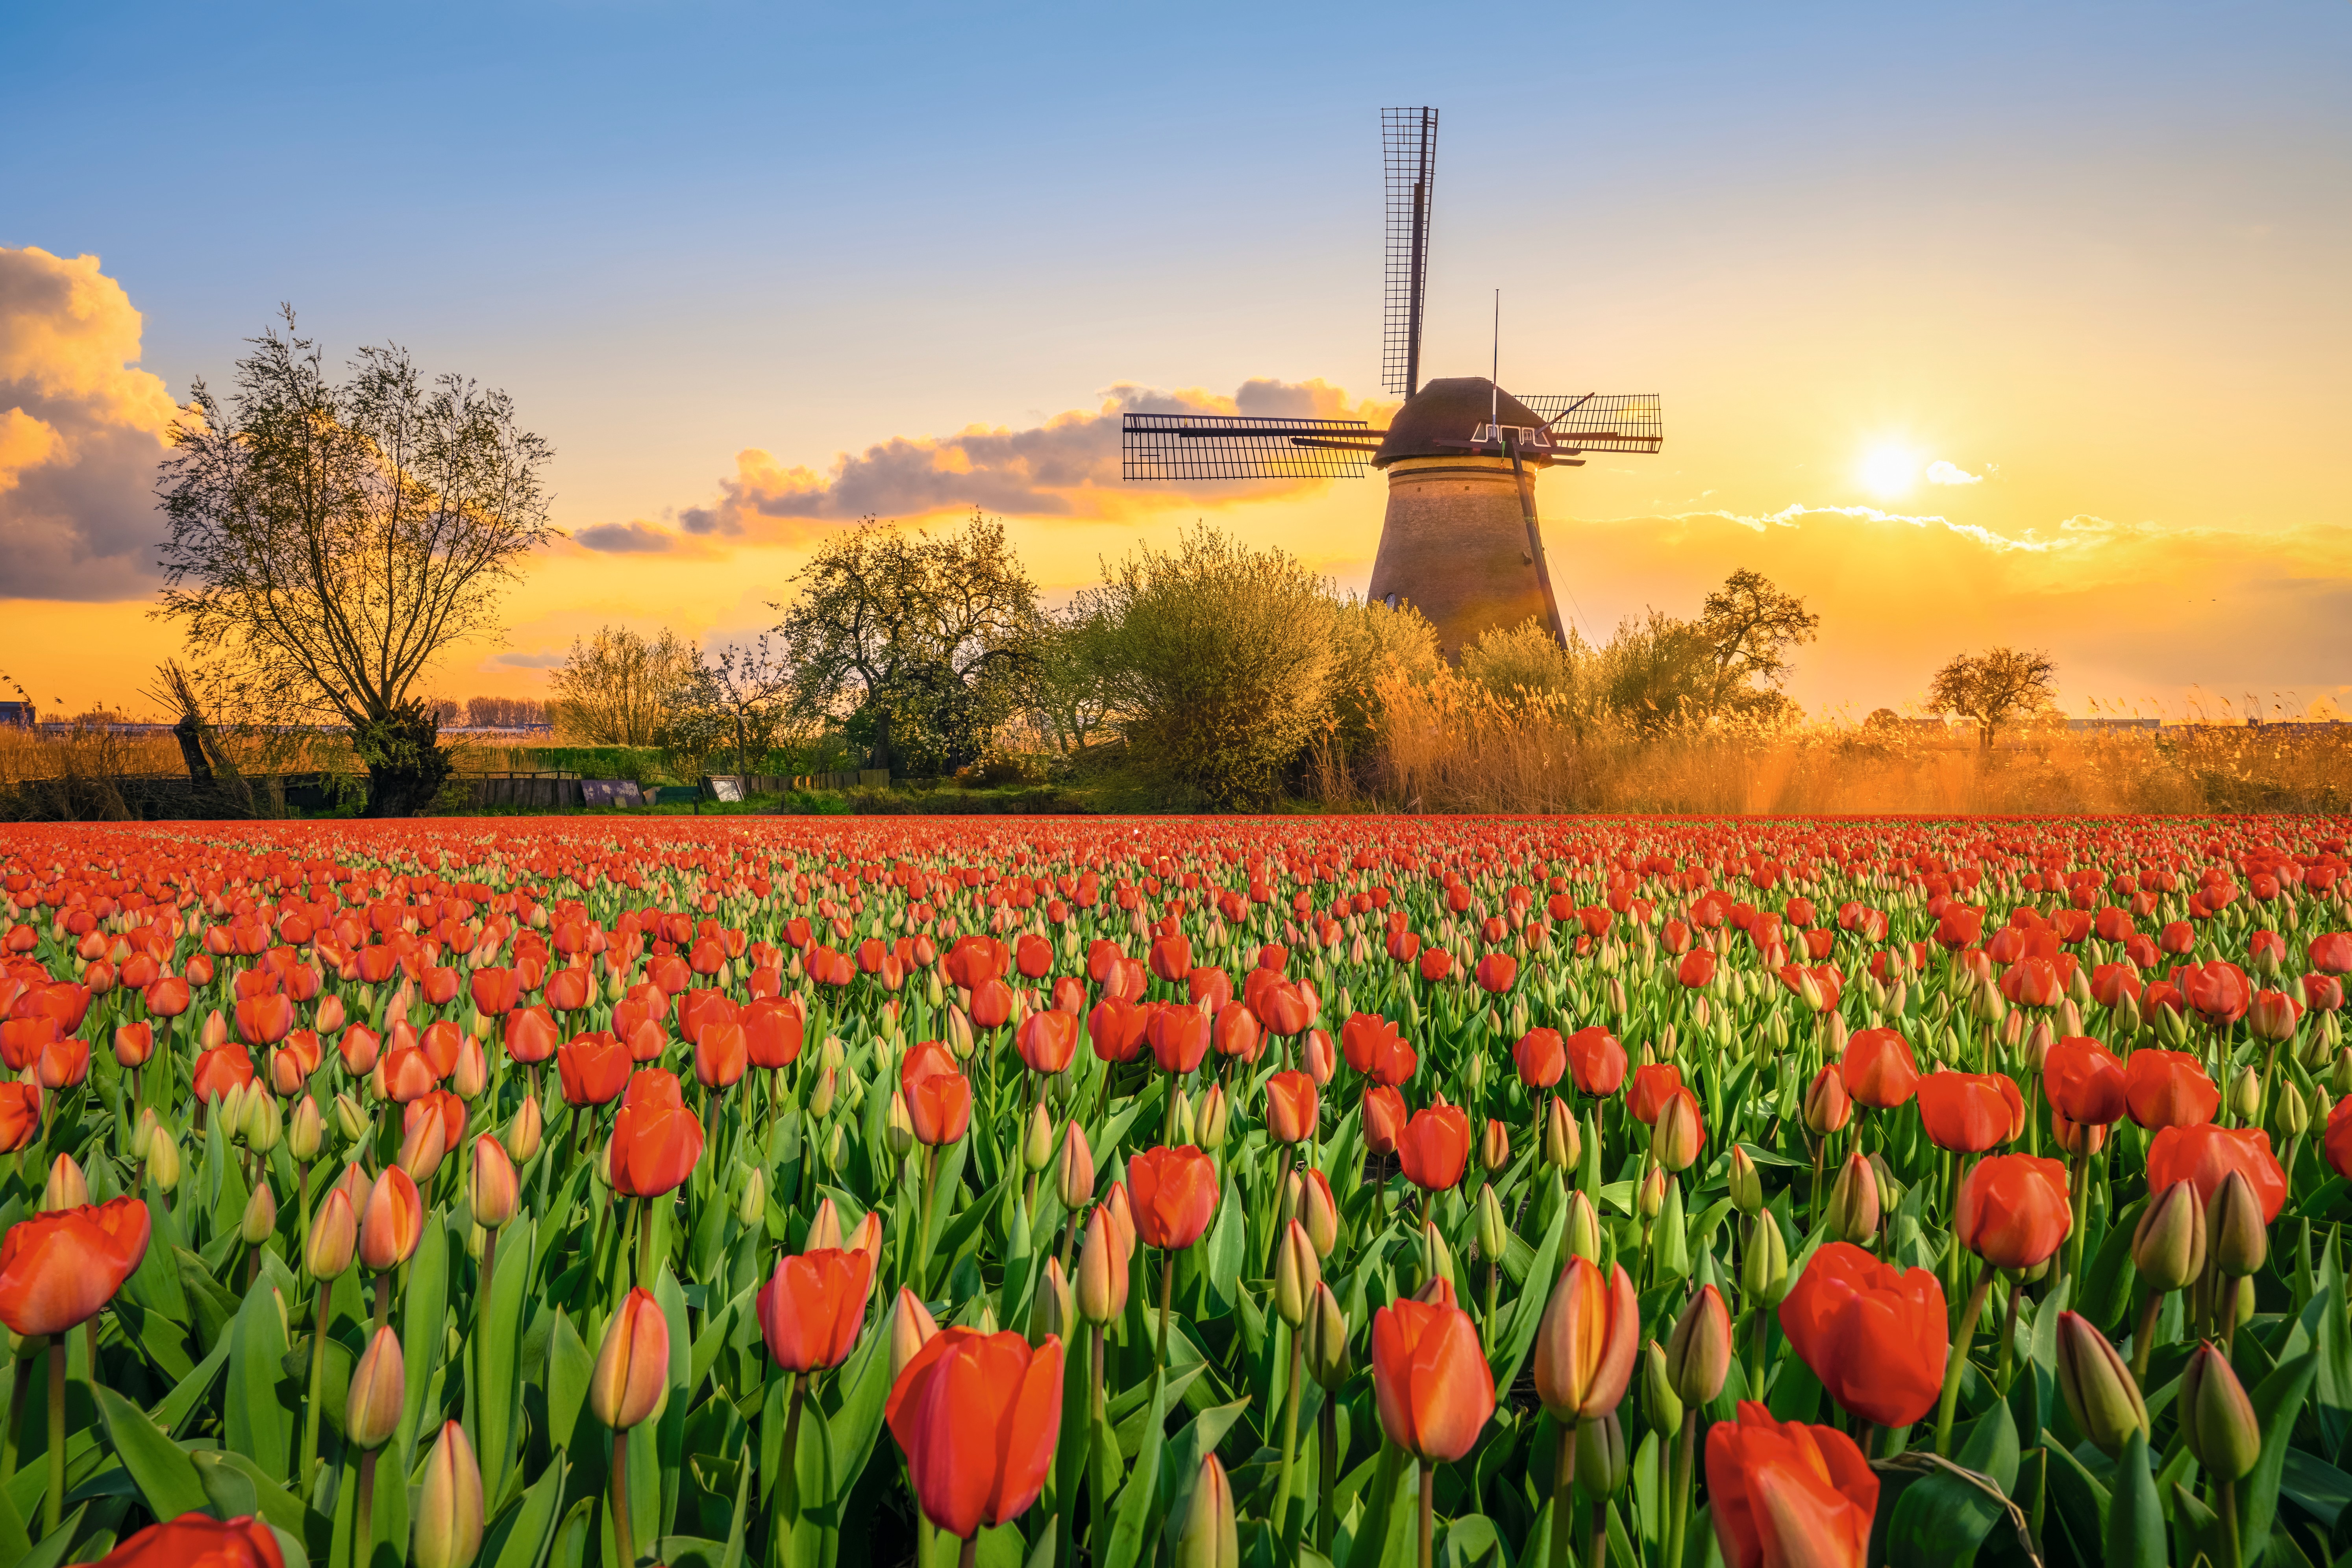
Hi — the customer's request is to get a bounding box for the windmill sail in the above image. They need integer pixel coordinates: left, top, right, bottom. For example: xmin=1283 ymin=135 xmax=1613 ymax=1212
xmin=1381 ymin=107 xmax=1438 ymax=398
xmin=1121 ymin=413 xmax=1377 ymax=481
xmin=1517 ymin=393 xmax=1665 ymax=454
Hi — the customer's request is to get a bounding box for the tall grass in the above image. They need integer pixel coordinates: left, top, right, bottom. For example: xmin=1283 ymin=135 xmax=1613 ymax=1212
xmin=1364 ymin=670 xmax=2352 ymax=815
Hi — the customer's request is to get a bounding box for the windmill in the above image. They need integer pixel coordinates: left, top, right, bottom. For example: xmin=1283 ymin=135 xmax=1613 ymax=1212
xmin=1121 ymin=107 xmax=1662 ymax=660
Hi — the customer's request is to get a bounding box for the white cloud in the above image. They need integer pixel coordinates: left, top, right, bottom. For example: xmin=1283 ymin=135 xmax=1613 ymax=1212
xmin=1926 ymin=460 xmax=1983 ymax=485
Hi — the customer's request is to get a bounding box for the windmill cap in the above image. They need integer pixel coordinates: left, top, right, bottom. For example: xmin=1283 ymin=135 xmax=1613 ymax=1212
xmin=1372 ymin=378 xmax=1546 ymax=467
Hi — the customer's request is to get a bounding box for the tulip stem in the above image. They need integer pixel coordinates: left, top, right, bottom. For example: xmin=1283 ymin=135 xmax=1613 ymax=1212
xmin=916 ymin=1145 xmax=942 ymax=1297
xmin=1666 ymin=1411 xmax=1696 ymax=1568
xmin=610 ymin=1426 xmax=634 ymax=1568
xmin=775 ymin=1372 xmax=805 ymax=1540
xmin=635 ymin=1197 xmax=655 ymax=1291
xmin=1996 ymin=1273 xmax=2023 ymax=1394
xmin=1935 ymin=1266 xmax=1999 ymax=1457
xmin=1548 ymin=1416 xmax=1577 ymax=1568
xmin=303 ymin=1285 xmax=331 ymax=1493
xmin=957 ymin=1537 xmax=978 ymax=1568
xmin=2130 ymin=1290 xmax=2163 ymax=1388
xmin=1275 ymin=1333 xmax=1304 ymax=1556
xmin=43 ymin=1337 xmax=62 ymax=1537
xmin=356 ymin=1448 xmax=377 ymax=1566
xmin=1155 ymin=1251 xmax=1175 ymax=1378
xmin=1318 ymin=1394 xmax=1338 ymax=1560
xmin=1418 ymin=1457 xmax=1435 ymax=1568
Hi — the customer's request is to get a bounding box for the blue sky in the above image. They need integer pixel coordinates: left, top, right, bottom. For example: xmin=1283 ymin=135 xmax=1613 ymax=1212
xmin=4 ymin=0 xmax=2348 ymax=714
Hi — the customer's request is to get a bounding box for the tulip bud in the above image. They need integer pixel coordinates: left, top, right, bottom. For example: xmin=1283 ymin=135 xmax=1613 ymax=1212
xmin=400 ymin=1111 xmax=448 ymax=1185
xmin=1475 ymin=1183 xmax=1508 ymax=1266
xmin=1665 ymin=1285 xmax=1732 ymax=1405
xmin=346 ymin=1326 xmax=407 ymax=1448
xmin=805 ymin=1196 xmax=845 ymax=1253
xmin=883 ymin=1089 xmax=914 ymax=1157
xmin=590 ymin=1288 xmax=671 ymax=1431
xmin=888 ymin=1287 xmax=939 ymax=1383
xmin=2225 ymin=1064 xmax=2260 ymax=1124
xmin=198 ymin=1009 xmax=228 ymax=1050
xmin=1419 ymin=1219 xmax=1455 ymax=1291
xmin=2180 ymin=1342 xmax=2263 ymax=1483
xmin=309 ymin=1189 xmax=358 ymax=1280
xmin=1575 ymin=1408 xmax=1630 ymax=1497
xmin=1545 ymin=1098 xmax=1581 ymax=1170
xmin=1297 ymin=1171 xmax=1339 ymax=1259
xmin=1275 ymin=1218 xmax=1320 ymax=1327
xmin=1176 ymin=1453 xmax=1239 ymax=1568
xmin=469 ymin=1135 xmax=519 ymax=1229
xmin=1741 ymin=1212 xmax=1791 ymax=1307
xmin=1171 ymin=1090 xmax=1195 ymax=1146
xmin=1827 ymin=1150 xmax=1879 ymax=1244
xmin=1727 ymin=1145 xmax=1762 ymax=1215
xmin=1802 ymin=1066 xmax=1851 ymax=1135
xmin=131 ymin=1106 xmax=162 ymax=1163
xmin=1054 ymin=1121 xmax=1095 ymax=1211
xmin=1303 ymin=1281 xmax=1352 ymax=1389
xmin=287 ymin=1094 xmax=324 ymax=1161
xmin=2206 ymin=1170 xmax=2269 ymax=1279
xmin=41 ymin=1153 xmax=89 ymax=1213
xmin=333 ymin=1092 xmax=370 ymax=1144
xmin=415 ymin=1420 xmax=485 ymax=1568
xmin=1021 ymin=1103 xmax=1056 ymax=1173
xmin=147 ymin=1131 xmax=182 ymax=1193
xmin=946 ymin=1006 xmax=975 ymax=1059
xmin=2054 ymin=1310 xmax=2148 ymax=1459
xmin=1029 ymin=1255 xmax=1077 ymax=1346
xmin=244 ymin=1090 xmax=283 ymax=1154
xmin=1637 ymin=1165 xmax=1667 ymax=1221
xmin=1076 ymin=1209 xmax=1125 ymax=1324
xmin=241 ymin=1180 xmax=278 ymax=1245
xmin=1566 ymin=1189 xmax=1603 ymax=1264
xmin=2270 ymin=1079 xmax=2309 ymax=1142
xmin=216 ymin=1079 xmax=249 ymax=1133
xmin=1640 ymin=1340 xmax=1684 ymax=1433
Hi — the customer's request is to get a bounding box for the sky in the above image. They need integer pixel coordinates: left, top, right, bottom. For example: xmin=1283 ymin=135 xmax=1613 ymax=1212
xmin=4 ymin=0 xmax=2348 ymax=724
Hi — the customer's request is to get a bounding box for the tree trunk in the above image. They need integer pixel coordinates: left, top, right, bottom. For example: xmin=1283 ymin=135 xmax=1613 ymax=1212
xmin=355 ymin=701 xmax=454 ymax=817
xmin=170 ymin=715 xmax=214 ymax=784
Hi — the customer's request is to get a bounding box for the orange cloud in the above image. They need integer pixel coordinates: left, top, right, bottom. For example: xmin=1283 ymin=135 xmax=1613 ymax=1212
xmin=597 ymin=377 xmax=1398 ymax=550
xmin=0 ymin=247 xmax=184 ymax=600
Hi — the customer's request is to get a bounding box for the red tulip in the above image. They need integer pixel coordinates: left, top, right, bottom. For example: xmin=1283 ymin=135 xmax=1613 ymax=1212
xmin=0 ymin=1083 xmax=41 ymax=1154
xmin=1362 ymin=1085 xmax=1407 ymax=1157
xmin=69 ymin=1512 xmax=287 ymax=1568
xmin=1149 ymin=1006 xmax=1211 ymax=1074
xmin=191 ymin=1042 xmax=256 ymax=1105
xmin=1913 ymin=1071 xmax=2025 ymax=1153
xmin=2309 ymin=932 xmax=2352 ymax=976
xmin=0 ymin=1196 xmax=151 ymax=1335
xmin=744 ymin=998 xmax=806 ymax=1069
xmin=1532 ymin=1257 xmax=1640 ymax=1420
xmin=1626 ymin=1063 xmax=1683 ymax=1125
xmin=2146 ymin=1124 xmax=2287 ymax=1222
xmin=1148 ymin=934 xmax=1192 ymax=984
xmin=142 ymin=976 xmax=192 ymax=1017
xmin=2043 ymin=1037 xmax=2126 ymax=1126
xmin=502 ymin=1005 xmax=559 ymax=1065
xmin=1127 ymin=1145 xmax=1218 ymax=1251
xmin=359 ymin=1168 xmax=424 ymax=1271
xmin=886 ymin=1327 xmax=1064 ymax=1540
xmin=1677 ymin=949 xmax=1718 ymax=989
xmin=1210 ymin=1001 xmax=1264 ymax=1063
xmin=758 ymin=1248 xmax=874 ymax=1373
xmin=2123 ymin=1049 xmax=2217 ymax=1129
xmin=1778 ymin=1242 xmax=1947 ymax=1428
xmin=609 ymin=1070 xmax=706 ymax=1197
xmin=2324 ymin=1094 xmax=2352 ymax=1181
xmin=1512 ymin=1027 xmax=1564 ymax=1089
xmin=1840 ymin=1028 xmax=1919 ymax=1109
xmin=556 ymin=1034 xmax=632 ymax=1107
xmin=1956 ymin=1154 xmax=2072 ymax=1270
xmin=1474 ymin=952 xmax=1517 ymax=994
xmin=1371 ymin=1293 xmax=1495 ymax=1463
xmin=1565 ymin=1026 xmax=1626 ymax=1096
xmin=1396 ymin=1105 xmax=1470 ymax=1192
xmin=2180 ymin=959 xmax=2250 ymax=1025
xmin=1017 ymin=1009 xmax=1080 ymax=1074
xmin=1265 ymin=1071 xmax=1319 ymax=1144
xmin=694 ymin=1019 xmax=747 ymax=1090
xmin=1706 ymin=1401 xmax=1877 ymax=1568
xmin=908 ymin=1070 xmax=973 ymax=1146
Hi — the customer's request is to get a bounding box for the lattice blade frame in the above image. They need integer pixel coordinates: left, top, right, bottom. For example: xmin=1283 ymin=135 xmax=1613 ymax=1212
xmin=1382 ymin=107 xmax=1438 ymax=398
xmin=1518 ymin=393 xmax=1664 ymax=454
xmin=1121 ymin=414 xmax=1375 ymax=481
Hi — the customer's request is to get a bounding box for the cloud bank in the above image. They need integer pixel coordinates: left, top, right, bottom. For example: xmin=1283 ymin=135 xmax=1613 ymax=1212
xmin=576 ymin=378 xmax=1393 ymax=554
xmin=0 ymin=248 xmax=183 ymax=600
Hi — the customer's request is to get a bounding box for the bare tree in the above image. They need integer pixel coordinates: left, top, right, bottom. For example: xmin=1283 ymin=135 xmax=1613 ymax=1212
xmin=547 ymin=626 xmax=694 ymax=746
xmin=693 ymin=635 xmax=797 ymax=778
xmin=1928 ymin=647 xmax=2059 ymax=749
xmin=154 ymin=309 xmax=555 ymax=815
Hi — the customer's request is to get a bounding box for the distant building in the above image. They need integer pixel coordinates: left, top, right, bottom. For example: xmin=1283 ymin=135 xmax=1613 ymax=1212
xmin=0 ymin=702 xmax=33 ymax=728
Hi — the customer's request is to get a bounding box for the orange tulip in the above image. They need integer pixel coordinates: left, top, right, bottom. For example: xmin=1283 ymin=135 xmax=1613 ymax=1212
xmin=1706 ymin=1401 xmax=1877 ymax=1568
xmin=1839 ymin=1028 xmax=1919 ymax=1109
xmin=1088 ymin=998 xmax=1148 ymax=1063
xmin=1626 ymin=1063 xmax=1683 ymax=1125
xmin=1396 ymin=1104 xmax=1470 ymax=1192
xmin=1955 ymin=1154 xmax=2072 ymax=1270
xmin=0 ymin=1196 xmax=151 ymax=1335
xmin=610 ymin=1070 xmax=706 ymax=1197
xmin=503 ymin=1005 xmax=559 ymax=1065
xmin=2122 ymin=1048 xmax=2218 ymax=1129
xmin=1127 ymin=1145 xmax=1219 ymax=1251
xmin=1016 ymin=1009 xmax=1080 ymax=1075
xmin=1362 ymin=1085 xmax=1407 ymax=1157
xmin=1913 ymin=1071 xmax=2025 ymax=1152
xmin=1371 ymin=1293 xmax=1495 ymax=1463
xmin=693 ymin=1019 xmax=747 ymax=1090
xmin=2043 ymin=1037 xmax=2126 ymax=1126
xmin=556 ymin=1033 xmax=632 ymax=1107
xmin=0 ymin=1083 xmax=41 ymax=1154
xmin=2146 ymin=1124 xmax=2288 ymax=1222
xmin=69 ymin=1512 xmax=288 ymax=1568
xmin=1532 ymin=1257 xmax=1640 ymax=1420
xmin=1778 ymin=1242 xmax=1947 ymax=1428
xmin=590 ymin=1287 xmax=671 ymax=1430
xmin=1264 ymin=1071 xmax=1319 ymax=1144
xmin=1565 ymin=1026 xmax=1626 ymax=1096
xmin=1512 ymin=1027 xmax=1565 ymax=1089
xmin=887 ymin=1327 xmax=1064 ymax=1539
xmin=1148 ymin=1006 xmax=1210 ymax=1074
xmin=359 ymin=1167 xmax=424 ymax=1272
xmin=191 ymin=1042 xmax=256 ymax=1105
xmin=907 ymin=1070 xmax=972 ymax=1146
xmin=758 ymin=1248 xmax=875 ymax=1373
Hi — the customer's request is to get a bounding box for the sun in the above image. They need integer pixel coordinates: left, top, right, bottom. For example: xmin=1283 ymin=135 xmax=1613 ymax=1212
xmin=1856 ymin=443 xmax=1919 ymax=498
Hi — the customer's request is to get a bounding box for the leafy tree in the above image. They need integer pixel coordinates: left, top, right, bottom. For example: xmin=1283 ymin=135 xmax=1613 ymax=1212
xmin=547 ymin=626 xmax=696 ymax=746
xmin=154 ymin=310 xmax=555 ymax=815
xmin=1021 ymin=610 xmax=1118 ymax=761
xmin=1461 ymin=617 xmax=1584 ymax=707
xmin=1601 ymin=611 xmax=1724 ymax=735
xmin=1325 ymin=596 xmax=1442 ymax=763
xmin=699 ymin=636 xmax=798 ymax=778
xmin=1078 ymin=526 xmax=1339 ymax=807
xmin=1696 ymin=568 xmax=1819 ymax=717
xmin=1928 ymin=647 xmax=2059 ymax=749
xmin=771 ymin=510 xmax=1042 ymax=776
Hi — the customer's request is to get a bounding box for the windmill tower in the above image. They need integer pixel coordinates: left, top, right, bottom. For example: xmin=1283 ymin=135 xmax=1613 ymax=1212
xmin=1121 ymin=107 xmax=1662 ymax=661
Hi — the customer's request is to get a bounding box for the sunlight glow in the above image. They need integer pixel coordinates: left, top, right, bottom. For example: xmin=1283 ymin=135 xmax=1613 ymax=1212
xmin=1856 ymin=443 xmax=1920 ymax=498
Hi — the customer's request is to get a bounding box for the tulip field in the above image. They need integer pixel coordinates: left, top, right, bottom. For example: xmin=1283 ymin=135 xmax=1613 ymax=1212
xmin=6 ymin=815 xmax=2352 ymax=1568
